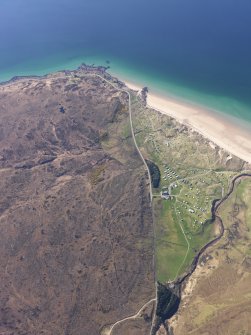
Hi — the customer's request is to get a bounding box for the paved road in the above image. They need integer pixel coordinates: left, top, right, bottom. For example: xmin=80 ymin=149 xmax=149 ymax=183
xmin=81 ymin=73 xmax=157 ymax=335
xmin=94 ymin=73 xmax=153 ymax=202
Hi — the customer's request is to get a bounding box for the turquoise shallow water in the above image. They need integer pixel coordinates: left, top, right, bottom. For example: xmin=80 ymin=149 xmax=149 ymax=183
xmin=1 ymin=0 xmax=251 ymax=126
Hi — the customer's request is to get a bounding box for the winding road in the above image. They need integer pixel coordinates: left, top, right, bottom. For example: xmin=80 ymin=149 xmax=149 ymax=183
xmin=98 ymin=72 xmax=251 ymax=332
xmin=80 ymin=72 xmax=157 ymax=335
xmin=105 ymin=298 xmax=156 ymax=335
xmin=89 ymin=73 xmax=153 ymax=202
xmin=79 ymin=71 xmax=251 ymax=334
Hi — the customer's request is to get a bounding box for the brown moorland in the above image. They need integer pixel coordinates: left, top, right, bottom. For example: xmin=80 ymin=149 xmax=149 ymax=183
xmin=0 ymin=69 xmax=155 ymax=335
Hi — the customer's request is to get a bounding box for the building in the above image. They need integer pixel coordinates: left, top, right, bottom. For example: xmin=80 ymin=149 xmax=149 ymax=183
xmin=161 ymin=190 xmax=170 ymax=200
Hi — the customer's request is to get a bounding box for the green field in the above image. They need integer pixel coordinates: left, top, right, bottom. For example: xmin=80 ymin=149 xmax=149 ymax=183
xmin=131 ymin=96 xmax=248 ymax=282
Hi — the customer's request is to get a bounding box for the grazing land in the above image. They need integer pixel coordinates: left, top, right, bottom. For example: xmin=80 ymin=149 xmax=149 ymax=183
xmin=130 ymin=97 xmax=248 ymax=283
xmin=0 ymin=69 xmax=155 ymax=335
xmin=168 ymin=176 xmax=251 ymax=334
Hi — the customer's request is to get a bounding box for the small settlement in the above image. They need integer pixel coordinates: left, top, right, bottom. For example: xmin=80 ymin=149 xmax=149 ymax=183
xmin=159 ymin=164 xmax=211 ymax=227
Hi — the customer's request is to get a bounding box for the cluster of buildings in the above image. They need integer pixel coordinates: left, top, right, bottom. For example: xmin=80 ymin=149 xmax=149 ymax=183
xmin=160 ymin=165 xmax=210 ymax=227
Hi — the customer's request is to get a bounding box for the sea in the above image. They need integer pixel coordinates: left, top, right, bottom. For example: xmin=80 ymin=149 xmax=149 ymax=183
xmin=1 ymin=0 xmax=251 ymax=127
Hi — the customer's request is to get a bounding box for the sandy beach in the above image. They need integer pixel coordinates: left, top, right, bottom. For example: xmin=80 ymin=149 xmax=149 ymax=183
xmin=124 ymin=80 xmax=251 ymax=164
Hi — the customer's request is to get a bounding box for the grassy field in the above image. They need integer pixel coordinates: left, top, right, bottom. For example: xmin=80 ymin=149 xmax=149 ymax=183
xmin=131 ymin=96 xmax=247 ymax=282
xmin=170 ymin=177 xmax=251 ymax=334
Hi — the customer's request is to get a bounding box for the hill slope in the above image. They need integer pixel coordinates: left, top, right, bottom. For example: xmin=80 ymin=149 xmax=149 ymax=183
xmin=0 ymin=69 xmax=155 ymax=335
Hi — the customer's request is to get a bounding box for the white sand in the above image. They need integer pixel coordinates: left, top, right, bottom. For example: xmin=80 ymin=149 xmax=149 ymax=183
xmin=124 ymin=80 xmax=251 ymax=164
xmin=124 ymin=80 xmax=143 ymax=92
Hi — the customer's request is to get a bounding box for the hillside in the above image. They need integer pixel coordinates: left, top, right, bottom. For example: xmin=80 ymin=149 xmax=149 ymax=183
xmin=0 ymin=69 xmax=155 ymax=335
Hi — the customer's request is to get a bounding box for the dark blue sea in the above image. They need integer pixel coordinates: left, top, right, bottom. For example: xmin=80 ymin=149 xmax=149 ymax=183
xmin=1 ymin=0 xmax=251 ymax=123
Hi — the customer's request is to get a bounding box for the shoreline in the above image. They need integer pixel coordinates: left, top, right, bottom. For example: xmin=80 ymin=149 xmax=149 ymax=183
xmin=123 ymin=79 xmax=251 ymax=164
xmin=1 ymin=65 xmax=251 ymax=164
